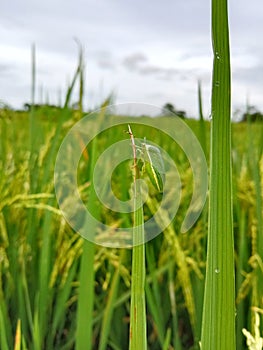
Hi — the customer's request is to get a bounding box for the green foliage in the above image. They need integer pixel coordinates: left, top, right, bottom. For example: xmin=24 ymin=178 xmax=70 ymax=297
xmin=0 ymin=104 xmax=262 ymax=349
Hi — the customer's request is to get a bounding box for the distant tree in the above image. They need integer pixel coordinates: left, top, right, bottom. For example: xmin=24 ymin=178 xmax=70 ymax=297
xmin=175 ymin=110 xmax=186 ymax=119
xmin=162 ymin=103 xmax=186 ymax=118
xmin=24 ymin=103 xmax=31 ymax=111
xmin=23 ymin=102 xmax=62 ymax=111
xmin=163 ymin=102 xmax=176 ymax=114
xmin=241 ymin=106 xmax=263 ymax=122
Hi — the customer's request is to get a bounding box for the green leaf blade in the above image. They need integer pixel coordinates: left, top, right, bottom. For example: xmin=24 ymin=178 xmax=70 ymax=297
xmin=142 ymin=143 xmax=165 ymax=193
xmin=201 ymin=0 xmax=236 ymax=349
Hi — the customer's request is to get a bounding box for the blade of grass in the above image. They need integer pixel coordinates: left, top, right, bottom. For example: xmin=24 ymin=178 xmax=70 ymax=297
xmin=32 ymin=302 xmax=41 ymax=350
xmin=75 ymin=132 xmax=97 ymax=350
xmin=76 ymin=100 xmax=110 ymax=350
xmin=145 ymin=244 xmax=165 ymax=346
xmin=37 ymin=211 xmax=53 ymax=343
xmin=129 ymin=207 xmax=146 ymax=350
xmin=51 ymin=258 xmax=78 ymax=340
xmin=168 ymin=263 xmax=182 ymax=350
xmin=128 ymin=125 xmax=147 ymax=350
xmin=201 ymin=0 xmax=236 ymax=348
xmin=0 ymin=300 xmax=9 ymax=350
xmin=162 ymin=328 xmax=171 ymax=350
xmin=247 ymin=119 xmax=263 ymax=317
xmin=235 ymin=207 xmax=249 ymax=350
xmin=63 ymin=49 xmax=82 ymax=110
xmin=76 ymin=239 xmax=95 ymax=350
xmin=14 ymin=319 xmax=21 ymax=350
xmin=77 ymin=40 xmax=85 ymax=116
xmin=98 ymin=251 xmax=125 ymax=350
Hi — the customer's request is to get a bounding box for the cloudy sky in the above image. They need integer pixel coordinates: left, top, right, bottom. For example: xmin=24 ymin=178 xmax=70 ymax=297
xmin=0 ymin=0 xmax=262 ymax=117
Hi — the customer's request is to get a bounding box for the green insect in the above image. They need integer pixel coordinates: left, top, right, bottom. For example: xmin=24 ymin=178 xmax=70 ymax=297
xmin=139 ymin=140 xmax=165 ymax=193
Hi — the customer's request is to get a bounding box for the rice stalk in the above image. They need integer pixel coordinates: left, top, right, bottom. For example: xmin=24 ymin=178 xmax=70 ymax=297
xmin=128 ymin=125 xmax=147 ymax=350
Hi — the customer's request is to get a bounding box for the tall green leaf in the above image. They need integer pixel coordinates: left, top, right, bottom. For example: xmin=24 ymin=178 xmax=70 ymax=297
xmin=201 ymin=0 xmax=236 ymax=349
xmin=128 ymin=125 xmax=147 ymax=350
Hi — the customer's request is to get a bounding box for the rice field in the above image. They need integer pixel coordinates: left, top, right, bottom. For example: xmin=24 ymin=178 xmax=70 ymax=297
xmin=1 ymin=1 xmax=263 ymax=348
xmin=0 ymin=97 xmax=262 ymax=349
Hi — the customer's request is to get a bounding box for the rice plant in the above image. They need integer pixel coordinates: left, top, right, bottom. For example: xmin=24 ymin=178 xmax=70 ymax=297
xmin=127 ymin=125 xmax=147 ymax=350
xmin=0 ymin=3 xmax=262 ymax=348
xmin=201 ymin=0 xmax=236 ymax=348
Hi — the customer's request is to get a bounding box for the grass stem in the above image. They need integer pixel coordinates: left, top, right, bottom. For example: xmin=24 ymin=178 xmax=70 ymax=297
xmin=128 ymin=125 xmax=147 ymax=350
